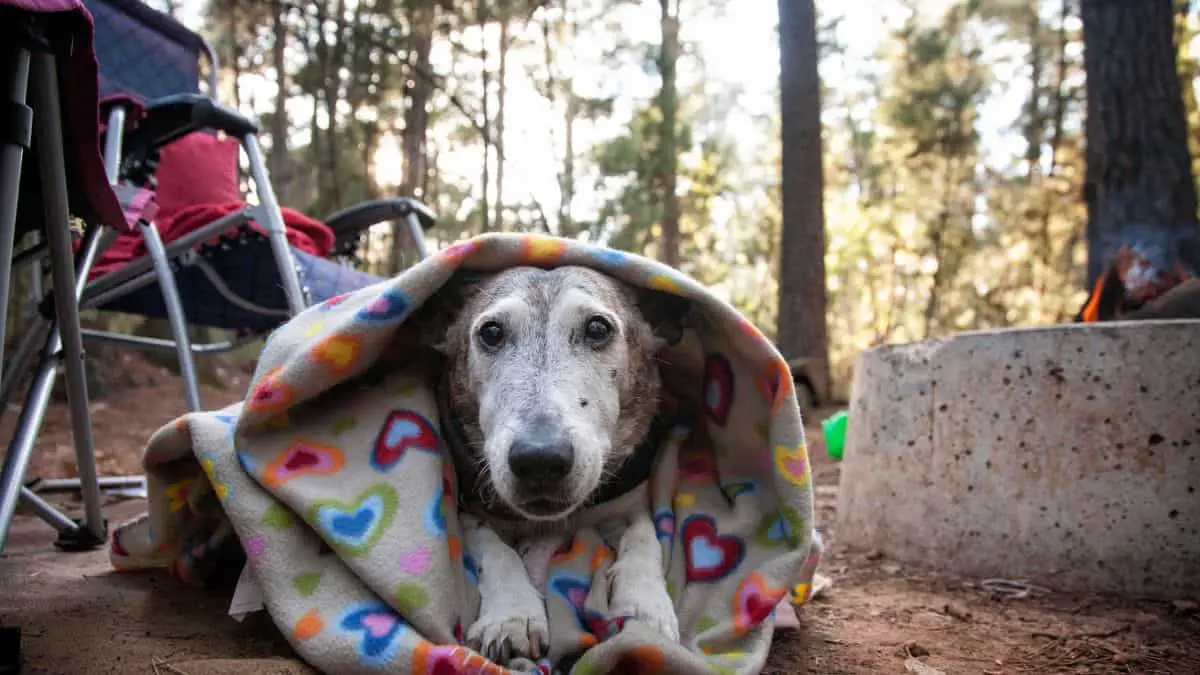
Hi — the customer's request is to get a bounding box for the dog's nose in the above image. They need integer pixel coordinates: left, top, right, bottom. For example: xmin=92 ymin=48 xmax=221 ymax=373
xmin=508 ymin=429 xmax=574 ymax=485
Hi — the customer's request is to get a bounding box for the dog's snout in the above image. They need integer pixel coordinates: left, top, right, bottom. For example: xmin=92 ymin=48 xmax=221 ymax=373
xmin=508 ymin=425 xmax=574 ymax=485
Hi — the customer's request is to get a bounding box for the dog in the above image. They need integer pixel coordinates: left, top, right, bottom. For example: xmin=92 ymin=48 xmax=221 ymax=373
xmin=417 ymin=265 xmax=688 ymax=665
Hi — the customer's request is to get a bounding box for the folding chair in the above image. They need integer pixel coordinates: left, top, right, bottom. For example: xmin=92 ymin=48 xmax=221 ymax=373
xmin=0 ymin=0 xmax=133 ymax=553
xmin=0 ymin=0 xmax=436 ymax=552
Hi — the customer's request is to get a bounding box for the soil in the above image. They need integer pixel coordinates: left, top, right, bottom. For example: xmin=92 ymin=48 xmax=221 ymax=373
xmin=2 ymin=353 xmax=1199 ymax=674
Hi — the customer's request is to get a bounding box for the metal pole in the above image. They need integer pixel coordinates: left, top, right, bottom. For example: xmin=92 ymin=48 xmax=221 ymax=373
xmin=241 ymin=133 xmax=306 ymax=313
xmin=28 ymin=52 xmax=104 ymax=541
xmin=0 ymin=47 xmax=33 ymax=388
xmin=140 ymin=221 xmax=203 ymax=411
xmin=102 ymin=105 xmax=125 ymax=184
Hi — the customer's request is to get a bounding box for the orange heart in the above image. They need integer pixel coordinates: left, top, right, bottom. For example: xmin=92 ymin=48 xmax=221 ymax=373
xmin=293 ymin=610 xmax=324 ymax=640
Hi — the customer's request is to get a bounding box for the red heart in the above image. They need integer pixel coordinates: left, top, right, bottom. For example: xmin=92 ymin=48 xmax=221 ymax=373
xmin=681 ymin=514 xmax=745 ymax=583
xmin=702 ymin=354 xmax=735 ymax=427
xmin=284 ymin=449 xmax=320 ymax=472
xmin=371 ymin=410 xmax=441 ymax=471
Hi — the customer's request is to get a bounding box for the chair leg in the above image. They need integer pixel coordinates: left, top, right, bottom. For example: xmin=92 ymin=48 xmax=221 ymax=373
xmin=0 ymin=46 xmax=32 ymax=388
xmin=140 ymin=221 xmax=203 ymax=412
xmin=241 ymin=133 xmax=307 ymax=314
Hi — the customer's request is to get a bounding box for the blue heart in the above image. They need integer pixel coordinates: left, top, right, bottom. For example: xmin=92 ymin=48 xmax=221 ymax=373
xmin=690 ymin=537 xmax=724 ymax=571
xmin=355 ymin=288 xmax=409 ymax=322
xmin=319 ymin=495 xmax=385 ymax=546
xmin=593 ymin=249 xmax=628 ymax=267
xmin=341 ymin=603 xmax=407 ymax=666
xmin=333 ymin=510 xmax=372 ymax=539
xmin=425 ymin=487 xmax=446 ymax=535
xmin=768 ymin=517 xmax=790 ymax=542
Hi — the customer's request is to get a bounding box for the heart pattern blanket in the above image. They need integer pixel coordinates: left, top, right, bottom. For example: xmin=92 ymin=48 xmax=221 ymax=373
xmin=109 ymin=233 xmax=823 ymax=674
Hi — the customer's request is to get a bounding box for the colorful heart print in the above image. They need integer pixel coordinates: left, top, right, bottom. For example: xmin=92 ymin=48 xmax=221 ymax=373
xmin=309 ymin=484 xmax=399 ymax=557
xmin=263 ymin=440 xmax=346 ymax=487
xmin=610 ymin=644 xmax=667 ymax=675
xmin=592 ymin=248 xmax=628 ymax=268
xmin=320 ymin=292 xmax=352 ymax=310
xmin=756 ymin=357 xmax=794 ymax=413
xmin=702 ymin=354 xmax=735 ymax=428
xmin=425 ymin=477 xmax=450 ymax=535
xmin=520 ymin=234 xmax=569 ymax=263
xmin=678 ymin=448 xmax=716 ymax=484
xmin=549 ymin=573 xmax=608 ymax=637
xmin=773 ymin=443 xmax=811 ymax=488
xmin=310 ymin=333 xmax=362 ymax=376
xmin=372 ymin=410 xmax=442 ymax=472
xmin=340 ymin=603 xmax=408 ymax=666
xmin=439 ymin=238 xmax=482 ymax=265
xmin=681 ymin=514 xmax=745 ymax=583
xmin=731 ymin=571 xmax=787 ymax=635
xmin=246 ymin=371 xmax=293 ymax=414
xmin=754 ymin=510 xmax=794 ymax=547
xmin=653 ymin=508 xmax=675 ymax=542
xmin=399 ymin=545 xmax=433 ymax=576
xmin=720 ymin=480 xmax=758 ymax=503
xmin=410 ymin=642 xmax=508 ymax=675
xmin=356 ymin=287 xmax=410 ymax=322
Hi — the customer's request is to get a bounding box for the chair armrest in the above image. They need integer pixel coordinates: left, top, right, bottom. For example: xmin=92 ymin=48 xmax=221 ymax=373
xmin=323 ymin=198 xmax=438 ymax=257
xmin=120 ymin=94 xmax=259 ymax=155
xmin=323 ymin=198 xmax=438 ymax=235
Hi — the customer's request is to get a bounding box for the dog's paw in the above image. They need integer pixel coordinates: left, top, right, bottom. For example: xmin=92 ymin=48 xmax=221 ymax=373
xmin=612 ymin=584 xmax=681 ymax=642
xmin=466 ymin=593 xmax=549 ymax=664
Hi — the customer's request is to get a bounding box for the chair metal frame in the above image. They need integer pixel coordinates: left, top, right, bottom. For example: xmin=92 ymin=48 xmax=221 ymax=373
xmin=0 ymin=16 xmax=111 ymax=552
xmin=0 ymin=1 xmax=436 ymax=553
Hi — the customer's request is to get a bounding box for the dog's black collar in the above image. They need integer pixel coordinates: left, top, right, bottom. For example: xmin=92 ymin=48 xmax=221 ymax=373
xmin=436 ymin=374 xmax=666 ymax=516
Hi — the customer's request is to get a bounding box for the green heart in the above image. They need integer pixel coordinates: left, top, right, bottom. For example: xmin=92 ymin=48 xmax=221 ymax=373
xmin=293 ymin=572 xmax=322 ymax=597
xmin=330 ymin=414 xmax=359 ymax=435
xmin=307 ymin=483 xmax=399 ymax=558
xmin=260 ymin=504 xmax=294 ymax=529
xmin=393 ymin=582 xmax=429 ymax=614
xmin=780 ymin=503 xmax=806 ymax=544
xmin=693 ymin=616 xmax=718 ymax=633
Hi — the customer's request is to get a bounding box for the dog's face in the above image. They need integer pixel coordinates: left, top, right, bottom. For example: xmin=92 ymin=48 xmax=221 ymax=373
xmin=427 ymin=265 xmax=686 ymax=521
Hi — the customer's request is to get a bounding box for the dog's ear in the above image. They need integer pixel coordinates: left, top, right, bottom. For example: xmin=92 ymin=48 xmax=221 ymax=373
xmin=413 ymin=268 xmax=489 ymax=353
xmin=634 ymin=286 xmax=692 ymax=348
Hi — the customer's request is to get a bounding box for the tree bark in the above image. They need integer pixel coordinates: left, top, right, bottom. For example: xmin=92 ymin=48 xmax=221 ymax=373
xmin=776 ymin=0 xmax=830 ymax=394
xmin=478 ymin=2 xmax=492 ymax=233
xmin=657 ymin=0 xmax=681 ymax=268
xmin=268 ymin=0 xmax=289 ymax=191
xmin=394 ymin=0 xmax=434 ymax=272
xmin=1081 ymin=0 xmax=1200 ymax=286
xmin=494 ymin=14 xmax=509 ymax=232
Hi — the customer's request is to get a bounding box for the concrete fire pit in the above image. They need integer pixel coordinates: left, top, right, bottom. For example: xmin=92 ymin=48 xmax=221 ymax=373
xmin=836 ymin=320 xmax=1200 ymax=598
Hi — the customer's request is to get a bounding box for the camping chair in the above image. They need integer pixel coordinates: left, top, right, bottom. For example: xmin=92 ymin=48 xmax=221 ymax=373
xmin=0 ymin=0 xmax=133 ymax=553
xmin=0 ymin=0 xmax=435 ymax=552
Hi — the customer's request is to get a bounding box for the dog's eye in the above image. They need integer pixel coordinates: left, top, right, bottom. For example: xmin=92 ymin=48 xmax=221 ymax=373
xmin=583 ymin=316 xmax=613 ymax=345
xmin=478 ymin=321 xmax=505 ymax=349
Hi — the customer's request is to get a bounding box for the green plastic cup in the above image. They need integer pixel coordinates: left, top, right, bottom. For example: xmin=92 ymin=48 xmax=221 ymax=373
xmin=822 ymin=410 xmax=848 ymax=461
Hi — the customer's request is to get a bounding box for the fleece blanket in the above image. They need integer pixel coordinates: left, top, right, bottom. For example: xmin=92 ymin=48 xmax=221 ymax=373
xmin=110 ymin=233 xmax=823 ymax=675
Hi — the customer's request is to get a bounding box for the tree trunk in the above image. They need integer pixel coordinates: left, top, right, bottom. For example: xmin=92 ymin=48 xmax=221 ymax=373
xmin=1081 ymin=0 xmax=1200 ymax=286
xmin=227 ymin=5 xmax=242 ymax=109
xmin=478 ymin=2 xmax=492 ymax=233
xmin=494 ymin=15 xmax=509 ymax=232
xmin=394 ymin=0 xmax=434 ymax=272
xmin=776 ymin=0 xmax=830 ymax=395
xmin=268 ymin=0 xmax=289 ymax=190
xmin=657 ymin=0 xmax=681 ymax=268
xmin=321 ymin=0 xmax=348 ymax=208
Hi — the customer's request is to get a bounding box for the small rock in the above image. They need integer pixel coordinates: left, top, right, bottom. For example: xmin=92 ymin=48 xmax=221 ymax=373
xmin=1172 ymin=599 xmax=1198 ymax=616
xmin=882 ymin=563 xmax=902 ymax=575
xmin=866 ymin=549 xmax=885 ymax=561
xmin=942 ymin=603 xmax=972 ymax=621
xmin=905 ymin=642 xmax=930 ymax=658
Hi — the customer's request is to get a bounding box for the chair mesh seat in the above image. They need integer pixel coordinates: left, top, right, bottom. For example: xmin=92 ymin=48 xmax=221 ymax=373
xmin=97 ymin=229 xmax=383 ymax=332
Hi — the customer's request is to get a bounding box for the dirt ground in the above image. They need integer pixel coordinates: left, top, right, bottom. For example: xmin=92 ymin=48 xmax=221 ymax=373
xmin=2 ymin=357 xmax=1199 ymax=674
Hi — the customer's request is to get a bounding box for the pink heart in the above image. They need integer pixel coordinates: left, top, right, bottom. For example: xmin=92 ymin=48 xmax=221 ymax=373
xmin=566 ymin=587 xmax=587 ymax=608
xmin=245 ymin=535 xmax=266 ymax=562
xmin=399 ymin=546 xmax=432 ymax=575
xmin=360 ymin=612 xmax=396 ymax=638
